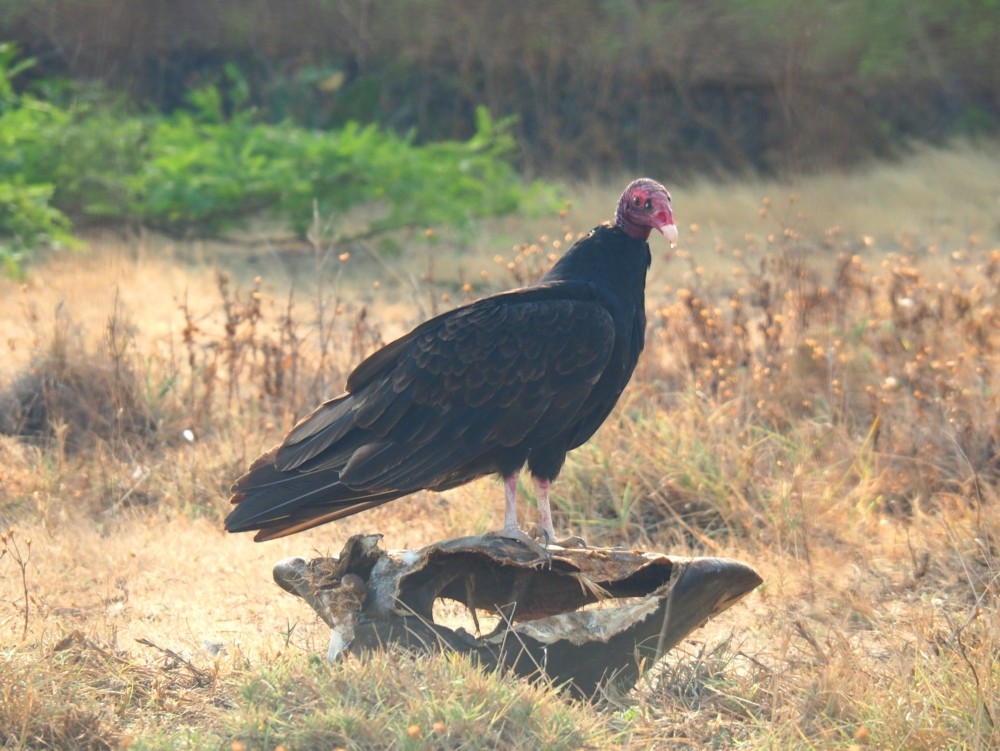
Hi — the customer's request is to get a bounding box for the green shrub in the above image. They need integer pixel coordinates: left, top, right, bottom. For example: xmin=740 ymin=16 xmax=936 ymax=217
xmin=131 ymin=98 xmax=545 ymax=236
xmin=0 ymin=180 xmax=76 ymax=273
xmin=0 ymin=41 xmax=554 ymax=270
xmin=0 ymin=45 xmax=78 ymax=272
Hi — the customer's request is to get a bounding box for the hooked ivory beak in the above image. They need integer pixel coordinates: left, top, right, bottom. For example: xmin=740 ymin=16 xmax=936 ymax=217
xmin=659 ymin=223 xmax=679 ymax=246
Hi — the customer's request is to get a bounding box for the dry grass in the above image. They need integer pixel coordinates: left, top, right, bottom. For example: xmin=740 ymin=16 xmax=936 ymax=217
xmin=2 ymin=143 xmax=999 ymax=749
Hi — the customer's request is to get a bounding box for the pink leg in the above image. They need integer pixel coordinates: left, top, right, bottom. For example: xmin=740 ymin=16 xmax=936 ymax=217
xmin=536 ymin=478 xmax=554 ymax=542
xmin=502 ymin=471 xmax=520 ymax=531
xmin=486 ymin=470 xmax=551 ymax=566
xmin=532 ymin=479 xmax=587 ymax=549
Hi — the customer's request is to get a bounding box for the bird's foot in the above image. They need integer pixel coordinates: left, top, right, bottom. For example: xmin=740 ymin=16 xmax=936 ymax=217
xmin=527 ymin=524 xmax=588 ymax=550
xmin=485 ymin=525 xmax=552 ymax=568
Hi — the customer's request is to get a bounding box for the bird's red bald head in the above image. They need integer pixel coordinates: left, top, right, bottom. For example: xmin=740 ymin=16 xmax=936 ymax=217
xmin=614 ymin=178 xmax=677 ymax=244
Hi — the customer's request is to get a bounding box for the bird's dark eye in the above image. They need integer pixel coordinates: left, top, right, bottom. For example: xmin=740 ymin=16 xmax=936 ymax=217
xmin=632 ymin=195 xmax=641 ymax=207
xmin=644 ymin=198 xmax=653 ymax=210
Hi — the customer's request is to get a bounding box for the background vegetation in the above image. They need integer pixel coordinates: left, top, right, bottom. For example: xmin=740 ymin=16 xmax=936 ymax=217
xmin=1 ymin=2 xmax=999 ymax=749
xmin=2 ymin=0 xmax=999 ymax=176
xmin=4 ymin=0 xmax=1000 ymax=267
xmin=0 ymin=41 xmax=551 ymax=271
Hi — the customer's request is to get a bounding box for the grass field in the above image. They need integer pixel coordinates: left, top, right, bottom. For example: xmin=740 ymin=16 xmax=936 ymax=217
xmin=2 ymin=143 xmax=999 ymax=749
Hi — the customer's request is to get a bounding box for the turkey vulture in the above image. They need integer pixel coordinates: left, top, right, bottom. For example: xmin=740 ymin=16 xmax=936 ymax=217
xmin=226 ymin=178 xmax=676 ymax=552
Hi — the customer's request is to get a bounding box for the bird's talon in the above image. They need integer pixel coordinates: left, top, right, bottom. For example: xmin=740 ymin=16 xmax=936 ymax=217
xmin=486 ymin=526 xmax=552 ymax=567
xmin=527 ymin=523 xmax=554 ymax=546
xmin=526 ymin=524 xmax=587 ymax=550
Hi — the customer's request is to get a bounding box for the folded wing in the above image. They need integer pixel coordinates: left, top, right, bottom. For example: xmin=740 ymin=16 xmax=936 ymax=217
xmin=226 ymin=287 xmax=616 ymax=540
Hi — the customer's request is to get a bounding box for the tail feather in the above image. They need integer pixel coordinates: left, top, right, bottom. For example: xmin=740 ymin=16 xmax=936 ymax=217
xmin=245 ymin=495 xmax=401 ymax=541
xmin=226 ymin=450 xmax=407 ymax=536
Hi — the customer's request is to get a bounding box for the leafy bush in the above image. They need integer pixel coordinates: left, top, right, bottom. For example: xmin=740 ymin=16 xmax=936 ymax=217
xmin=0 ymin=180 xmax=76 ymax=274
xmin=7 ymin=0 xmax=998 ymax=173
xmin=134 ymin=100 xmax=538 ymax=236
xmin=0 ymin=43 xmax=554 ymax=270
xmin=0 ymin=43 xmax=78 ymax=272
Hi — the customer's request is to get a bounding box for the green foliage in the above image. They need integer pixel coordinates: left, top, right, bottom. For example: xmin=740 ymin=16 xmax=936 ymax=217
xmin=133 ymin=99 xmax=541 ymax=236
xmin=0 ymin=40 xmax=33 ymax=108
xmin=0 ymin=181 xmax=76 ymax=274
xmin=0 ymin=42 xmax=553 ymax=270
xmin=5 ymin=1 xmax=1000 ymax=175
xmin=0 ymin=43 xmax=78 ymax=272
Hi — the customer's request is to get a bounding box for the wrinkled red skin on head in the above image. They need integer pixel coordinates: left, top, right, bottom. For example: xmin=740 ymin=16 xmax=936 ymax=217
xmin=614 ymin=178 xmax=676 ymax=241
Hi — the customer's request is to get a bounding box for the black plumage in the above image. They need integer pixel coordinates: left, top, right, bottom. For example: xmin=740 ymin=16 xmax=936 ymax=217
xmin=226 ymin=179 xmax=676 ymax=543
